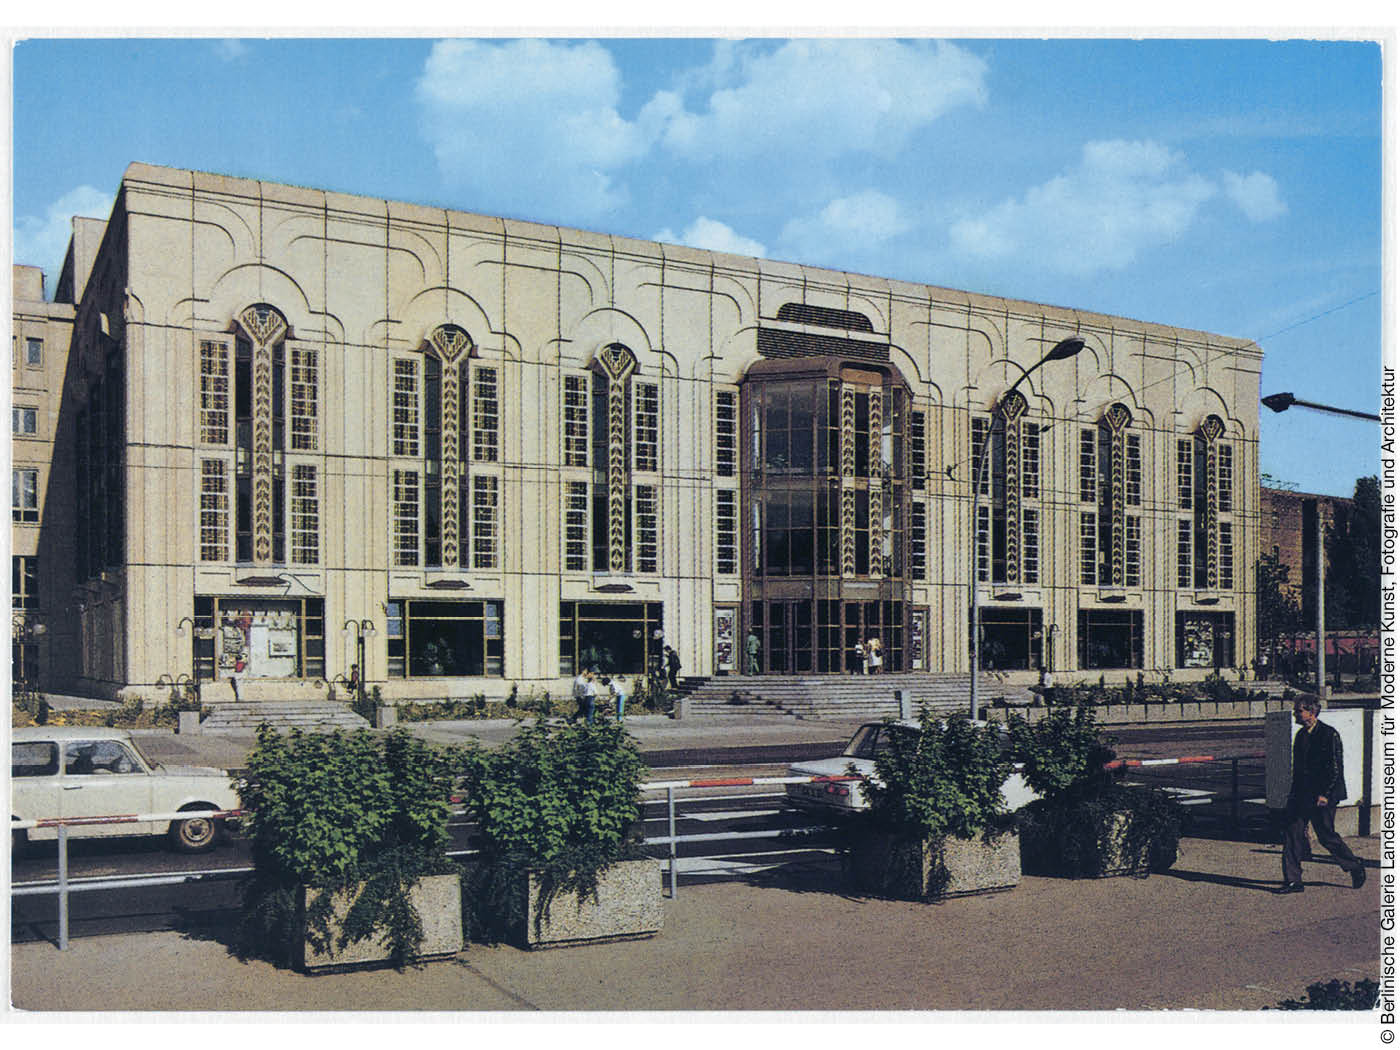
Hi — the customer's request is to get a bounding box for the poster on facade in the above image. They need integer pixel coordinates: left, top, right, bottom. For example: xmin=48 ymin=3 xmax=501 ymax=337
xmin=218 ymin=605 xmax=300 ymax=678
xmin=1180 ymin=617 xmax=1215 ymax=668
xmin=714 ymin=607 xmax=736 ymax=673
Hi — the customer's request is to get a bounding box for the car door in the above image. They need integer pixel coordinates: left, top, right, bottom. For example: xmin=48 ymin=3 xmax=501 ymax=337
xmin=12 ymin=739 xmax=62 ymax=840
xmin=58 ymin=740 xmax=157 ymax=838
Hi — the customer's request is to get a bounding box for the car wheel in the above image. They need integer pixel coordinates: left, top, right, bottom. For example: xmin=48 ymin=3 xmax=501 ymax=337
xmin=169 ymin=806 xmax=222 ymax=853
xmin=11 ymin=823 xmax=28 ymax=856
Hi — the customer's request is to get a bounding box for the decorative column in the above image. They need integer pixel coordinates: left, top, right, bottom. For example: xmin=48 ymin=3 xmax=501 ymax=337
xmin=236 ymin=304 xmax=288 ymax=565
xmin=867 ymin=386 xmax=884 ymax=576
xmin=1000 ymin=391 xmax=1027 ymax=584
xmin=1103 ymin=402 xmax=1132 ymax=586
xmin=598 ymin=344 xmax=637 ymax=573
xmin=840 ymin=385 xmax=856 ymax=576
xmin=1201 ymin=414 xmax=1225 ymax=589
xmin=430 ymin=325 xmax=473 ymax=566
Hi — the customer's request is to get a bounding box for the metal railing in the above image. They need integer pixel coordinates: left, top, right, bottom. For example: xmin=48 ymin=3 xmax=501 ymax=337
xmin=13 ymin=757 xmax=1271 ymax=946
xmin=639 ymin=773 xmax=861 ymax=899
xmin=12 ymin=807 xmax=242 ymax=950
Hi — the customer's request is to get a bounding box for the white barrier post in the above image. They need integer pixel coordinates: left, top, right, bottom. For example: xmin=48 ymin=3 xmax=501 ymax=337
xmin=667 ymin=786 xmax=678 ymax=899
xmin=57 ymin=824 xmax=69 ymax=951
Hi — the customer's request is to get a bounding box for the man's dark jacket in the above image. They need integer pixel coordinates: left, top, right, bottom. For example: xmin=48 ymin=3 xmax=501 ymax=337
xmin=1290 ymin=720 xmax=1348 ymax=806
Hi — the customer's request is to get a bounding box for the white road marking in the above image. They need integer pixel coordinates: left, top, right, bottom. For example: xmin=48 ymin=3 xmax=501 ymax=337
xmin=683 ymin=808 xmax=785 ymax=822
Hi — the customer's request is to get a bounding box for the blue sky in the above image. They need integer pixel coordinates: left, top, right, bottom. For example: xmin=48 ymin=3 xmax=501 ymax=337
xmin=11 ymin=35 xmax=1384 ymax=497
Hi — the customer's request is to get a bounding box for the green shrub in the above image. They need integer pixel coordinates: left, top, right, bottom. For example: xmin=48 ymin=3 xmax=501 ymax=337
xmin=235 ymin=726 xmax=460 ymax=969
xmin=1272 ymin=979 xmax=1380 ymax=1010
xmin=1007 ymin=705 xmax=1115 ymax=797
xmin=861 ymin=711 xmax=1012 ymax=842
xmin=1010 ymin=704 xmax=1181 ymax=878
xmin=456 ymin=718 xmax=645 ymax=943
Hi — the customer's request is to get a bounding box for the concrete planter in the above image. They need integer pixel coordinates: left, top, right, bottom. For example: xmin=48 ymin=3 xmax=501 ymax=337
xmin=375 ymin=705 xmax=397 ymax=729
xmin=300 ymin=873 xmax=462 ymax=972
xmin=1179 ymin=701 xmax=1202 ymax=720
xmin=522 ymin=858 xmax=663 ymax=949
xmin=1020 ymin=805 xmax=1178 ymax=878
xmin=848 ymin=827 xmax=1021 ymax=900
xmin=177 ymin=710 xmax=201 ymax=735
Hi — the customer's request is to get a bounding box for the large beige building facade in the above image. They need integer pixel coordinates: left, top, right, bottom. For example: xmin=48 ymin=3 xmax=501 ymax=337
xmin=14 ymin=162 xmax=1262 ymax=702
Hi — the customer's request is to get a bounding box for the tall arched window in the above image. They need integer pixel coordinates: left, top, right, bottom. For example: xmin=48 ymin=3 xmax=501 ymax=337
xmin=1176 ymin=413 xmax=1233 ymax=590
xmin=1077 ymin=402 xmax=1141 ymax=587
xmin=196 ymin=303 xmax=320 ymax=566
xmin=972 ymin=390 xmax=1043 ymax=585
xmin=559 ymin=343 xmax=661 ymax=575
xmin=389 ymin=325 xmax=499 ymax=569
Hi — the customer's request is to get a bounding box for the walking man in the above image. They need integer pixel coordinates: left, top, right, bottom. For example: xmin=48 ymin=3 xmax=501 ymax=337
xmin=1278 ymin=696 xmax=1366 ymax=893
xmin=745 ymin=631 xmax=761 ymax=675
xmin=664 ymin=645 xmax=682 ymax=689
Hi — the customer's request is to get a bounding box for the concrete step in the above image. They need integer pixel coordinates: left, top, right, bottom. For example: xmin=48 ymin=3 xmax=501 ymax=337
xmin=200 ymin=700 xmax=370 ymax=732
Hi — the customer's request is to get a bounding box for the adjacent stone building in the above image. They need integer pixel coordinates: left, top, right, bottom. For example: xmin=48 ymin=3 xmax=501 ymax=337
xmin=13 ymin=162 xmax=1262 ymax=702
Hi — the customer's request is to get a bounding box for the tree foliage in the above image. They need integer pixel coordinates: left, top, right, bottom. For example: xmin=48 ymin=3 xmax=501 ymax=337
xmin=235 ymin=726 xmax=459 ymax=968
xmin=861 ymin=712 xmax=1012 ymax=842
xmin=1006 ymin=705 xmax=1115 ymax=797
xmin=1325 ymin=475 xmax=1381 ymax=628
xmin=1008 ymin=704 xmax=1180 ymax=878
xmin=1255 ymin=550 xmax=1303 ymax=649
xmin=455 ymin=717 xmax=646 ymax=941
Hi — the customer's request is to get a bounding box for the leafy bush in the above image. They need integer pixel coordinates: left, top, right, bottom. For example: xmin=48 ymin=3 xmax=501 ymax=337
xmin=235 ymin=726 xmax=460 ymax=969
xmin=1272 ymin=979 xmax=1380 ymax=1010
xmin=1007 ymin=705 xmax=1114 ymax=797
xmin=860 ymin=711 xmax=1012 ymax=842
xmin=455 ymin=718 xmax=645 ymax=942
xmin=1010 ymin=704 xmax=1181 ymax=877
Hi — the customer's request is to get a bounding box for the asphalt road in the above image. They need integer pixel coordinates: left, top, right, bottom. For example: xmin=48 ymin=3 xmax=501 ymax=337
xmin=10 ymin=721 xmax=1273 ymax=944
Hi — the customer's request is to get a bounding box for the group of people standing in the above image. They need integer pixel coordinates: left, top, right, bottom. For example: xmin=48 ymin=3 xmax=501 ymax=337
xmin=852 ymin=636 xmax=883 ymax=675
xmin=571 ymin=644 xmax=682 ymax=724
xmin=570 ymin=669 xmax=626 ymax=725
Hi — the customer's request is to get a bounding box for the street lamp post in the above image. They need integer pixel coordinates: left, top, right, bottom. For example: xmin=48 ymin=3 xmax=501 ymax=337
xmin=11 ymin=614 xmax=47 ymax=699
xmin=175 ymin=617 xmax=202 ymax=702
xmin=969 ymin=336 xmax=1084 ymax=721
xmin=342 ymin=619 xmax=376 ymax=707
xmin=1260 ymin=392 xmax=1379 ymax=699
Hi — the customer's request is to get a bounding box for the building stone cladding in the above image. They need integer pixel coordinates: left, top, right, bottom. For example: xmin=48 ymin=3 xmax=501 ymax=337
xmin=27 ymin=162 xmax=1262 ymax=699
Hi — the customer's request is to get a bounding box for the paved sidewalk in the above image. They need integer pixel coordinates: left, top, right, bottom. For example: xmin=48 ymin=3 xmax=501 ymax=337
xmin=130 ymin=714 xmax=864 ymax=773
xmin=9 ymin=834 xmax=1380 ymax=1013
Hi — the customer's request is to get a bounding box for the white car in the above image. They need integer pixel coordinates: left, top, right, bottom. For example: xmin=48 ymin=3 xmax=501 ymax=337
xmin=11 ymin=727 xmax=240 ymax=853
xmin=786 ymin=719 xmax=1039 ymax=816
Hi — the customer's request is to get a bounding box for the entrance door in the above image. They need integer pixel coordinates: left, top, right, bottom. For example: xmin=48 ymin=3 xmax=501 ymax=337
xmin=843 ymin=601 xmax=905 ymax=673
xmin=748 ymin=598 xmax=903 ymax=673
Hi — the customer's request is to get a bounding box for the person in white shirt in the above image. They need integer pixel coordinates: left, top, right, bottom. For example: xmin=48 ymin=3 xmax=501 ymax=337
xmin=583 ymin=670 xmax=599 ymax=725
xmin=573 ymin=669 xmax=591 ymax=723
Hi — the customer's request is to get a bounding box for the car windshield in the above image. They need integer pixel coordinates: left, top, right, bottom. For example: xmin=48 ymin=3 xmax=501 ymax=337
xmin=843 ymin=725 xmax=913 ymax=760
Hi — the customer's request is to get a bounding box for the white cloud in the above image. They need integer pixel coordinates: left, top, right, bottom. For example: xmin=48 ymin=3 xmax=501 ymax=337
xmin=949 ymin=140 xmax=1218 ymax=276
xmin=778 ymin=190 xmax=907 ymax=263
xmin=215 ymin=40 xmax=248 ymax=62
xmin=654 ymin=217 xmax=766 ymax=258
xmin=412 ymin=39 xmax=987 ymax=223
xmin=654 ymin=39 xmax=987 ymax=162
xmin=1223 ymin=170 xmax=1287 ymax=222
xmin=14 ymin=185 xmax=115 ymax=292
xmin=416 ymin=39 xmax=649 ymax=216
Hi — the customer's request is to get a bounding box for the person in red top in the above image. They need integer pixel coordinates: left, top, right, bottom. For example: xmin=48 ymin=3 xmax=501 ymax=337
xmin=1277 ymin=697 xmax=1367 ymax=894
